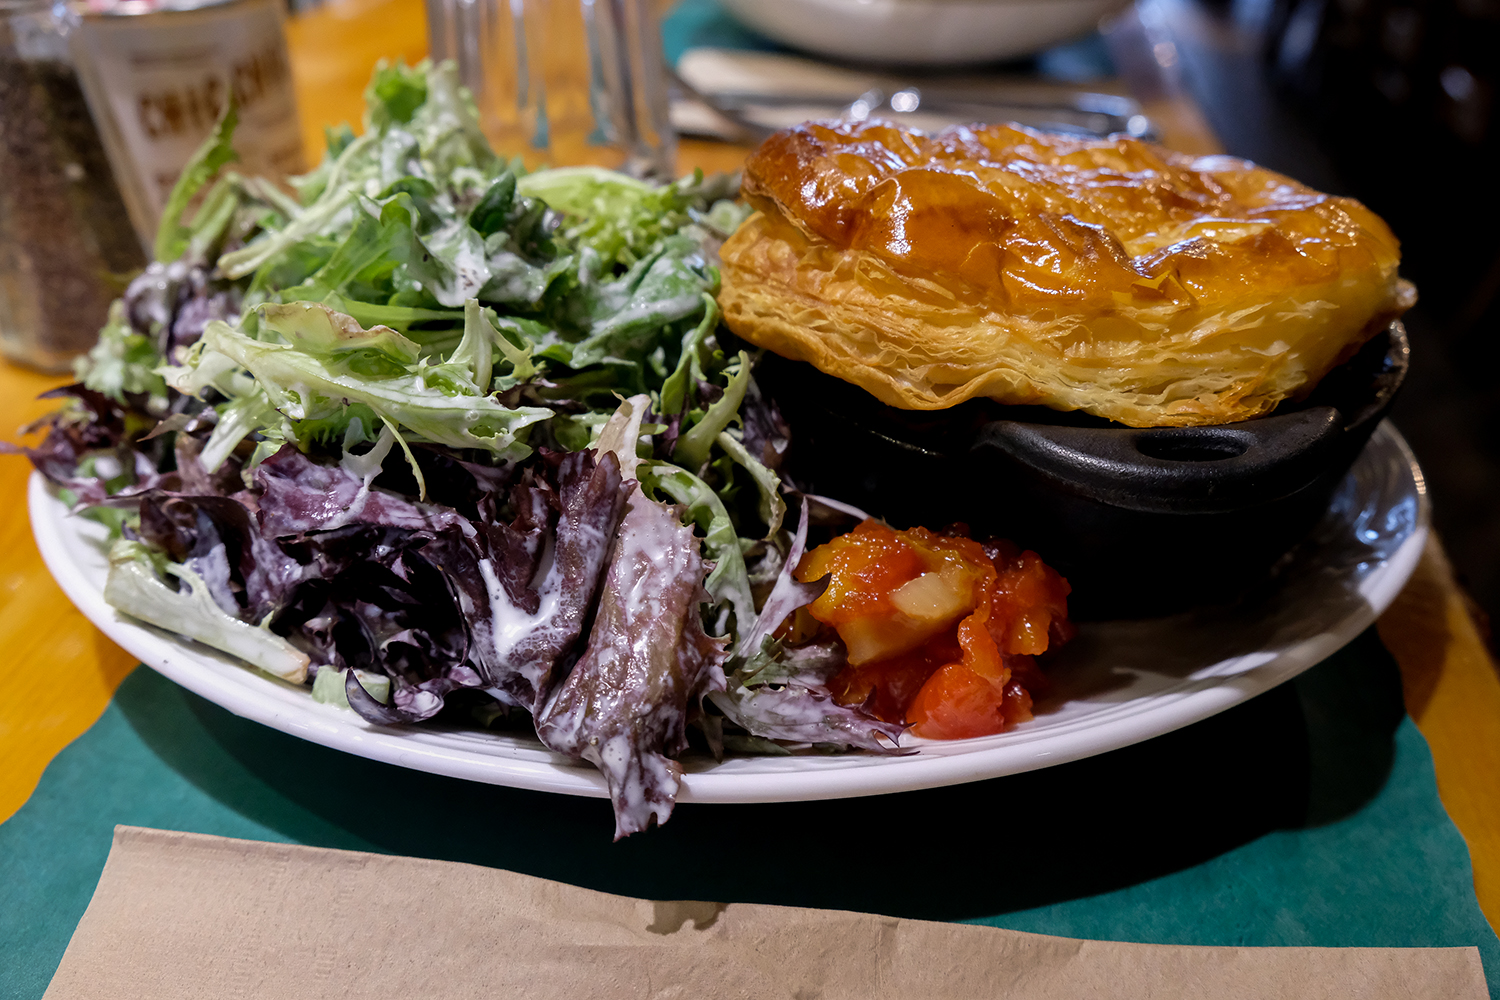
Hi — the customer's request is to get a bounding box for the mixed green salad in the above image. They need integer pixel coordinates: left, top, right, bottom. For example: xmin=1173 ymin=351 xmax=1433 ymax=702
xmin=19 ymin=61 xmax=900 ymax=837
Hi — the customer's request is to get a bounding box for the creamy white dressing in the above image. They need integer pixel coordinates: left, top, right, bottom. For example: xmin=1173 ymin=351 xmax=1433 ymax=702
xmin=615 ymin=501 xmax=691 ymax=623
xmin=588 ymin=734 xmax=677 ymax=836
xmin=484 ymin=252 xmax=539 ymax=301
xmin=428 ymin=219 xmax=492 ymax=307
xmin=91 ymin=454 xmax=123 ymax=480
xmin=313 ymin=483 xmax=371 ymax=532
xmin=477 ymin=535 xmax=561 ymax=664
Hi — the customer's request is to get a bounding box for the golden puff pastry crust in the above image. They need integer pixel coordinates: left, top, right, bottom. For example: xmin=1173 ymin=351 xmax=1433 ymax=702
xmin=718 ymin=119 xmax=1413 ymax=427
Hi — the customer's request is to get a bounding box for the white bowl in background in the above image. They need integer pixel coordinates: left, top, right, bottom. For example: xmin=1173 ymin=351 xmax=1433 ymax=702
xmin=717 ymin=0 xmax=1131 ymax=67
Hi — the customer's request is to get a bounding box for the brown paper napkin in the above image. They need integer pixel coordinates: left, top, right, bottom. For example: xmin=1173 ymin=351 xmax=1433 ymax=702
xmin=43 ymin=826 xmax=1487 ymax=999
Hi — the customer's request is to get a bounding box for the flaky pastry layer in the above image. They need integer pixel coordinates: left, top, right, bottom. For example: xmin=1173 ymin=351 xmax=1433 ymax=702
xmin=718 ymin=120 xmax=1413 ymax=427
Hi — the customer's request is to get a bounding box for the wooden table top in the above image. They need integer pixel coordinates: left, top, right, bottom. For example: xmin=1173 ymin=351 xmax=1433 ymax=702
xmin=1 ymin=0 xmax=1497 ymax=935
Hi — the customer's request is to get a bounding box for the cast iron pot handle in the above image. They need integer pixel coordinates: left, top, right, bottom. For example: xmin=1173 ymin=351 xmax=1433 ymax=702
xmin=971 ymin=406 xmax=1346 ymax=515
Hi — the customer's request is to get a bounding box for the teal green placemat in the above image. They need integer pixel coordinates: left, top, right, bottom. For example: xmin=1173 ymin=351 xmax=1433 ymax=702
xmin=2 ymin=629 xmax=1496 ymax=997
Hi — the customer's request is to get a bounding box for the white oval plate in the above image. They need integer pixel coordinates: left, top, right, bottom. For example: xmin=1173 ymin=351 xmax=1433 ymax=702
xmin=30 ymin=421 xmax=1428 ymax=804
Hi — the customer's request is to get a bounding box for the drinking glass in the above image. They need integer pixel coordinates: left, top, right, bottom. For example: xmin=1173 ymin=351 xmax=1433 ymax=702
xmin=426 ymin=0 xmax=676 ymax=178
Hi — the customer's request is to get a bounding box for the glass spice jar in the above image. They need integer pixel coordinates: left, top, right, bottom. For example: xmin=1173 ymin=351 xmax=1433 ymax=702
xmin=0 ymin=0 xmax=145 ymax=372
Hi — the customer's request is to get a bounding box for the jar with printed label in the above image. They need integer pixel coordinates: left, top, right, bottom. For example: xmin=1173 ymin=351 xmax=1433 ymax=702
xmin=70 ymin=0 xmax=306 ymax=248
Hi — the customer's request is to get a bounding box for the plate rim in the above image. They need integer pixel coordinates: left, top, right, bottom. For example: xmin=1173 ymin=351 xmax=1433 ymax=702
xmin=27 ymin=421 xmax=1430 ymax=804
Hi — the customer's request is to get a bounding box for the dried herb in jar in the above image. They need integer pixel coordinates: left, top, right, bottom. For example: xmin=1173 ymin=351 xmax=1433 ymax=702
xmin=0 ymin=3 xmax=145 ymax=372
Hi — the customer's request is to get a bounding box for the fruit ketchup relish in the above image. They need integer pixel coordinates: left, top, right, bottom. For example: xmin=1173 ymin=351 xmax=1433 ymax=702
xmin=792 ymin=521 xmax=1074 ymax=740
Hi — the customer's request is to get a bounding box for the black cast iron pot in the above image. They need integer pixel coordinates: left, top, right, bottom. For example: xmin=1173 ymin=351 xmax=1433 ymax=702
xmin=751 ymin=321 xmax=1409 ymax=619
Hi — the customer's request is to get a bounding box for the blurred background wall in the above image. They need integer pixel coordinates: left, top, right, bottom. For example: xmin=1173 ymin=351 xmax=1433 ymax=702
xmin=1142 ymin=0 xmax=1500 ymax=641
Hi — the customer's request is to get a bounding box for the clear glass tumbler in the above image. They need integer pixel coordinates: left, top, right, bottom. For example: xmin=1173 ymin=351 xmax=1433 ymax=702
xmin=426 ymin=0 xmax=676 ymax=178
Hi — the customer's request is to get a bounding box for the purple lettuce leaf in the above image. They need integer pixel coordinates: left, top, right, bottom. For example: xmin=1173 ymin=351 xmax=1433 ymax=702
xmin=716 ymin=498 xmax=907 ymax=753
xmin=275 ymin=594 xmax=345 ymax=671
xmin=534 ymin=487 xmax=728 ymax=838
xmin=269 ymin=523 xmax=416 ymax=670
xmin=345 ymin=662 xmax=483 ymax=724
xmin=11 ymin=385 xmax=177 ymax=506
xmin=254 ymin=445 xmax=467 ymax=536
xmin=375 ymin=443 xmax=517 ymax=520
xmin=472 ymin=467 xmax=555 ymax=614
xmin=279 ymin=523 xmax=480 ymax=724
xmin=251 ymin=445 xmax=630 ymax=725
xmin=149 ymin=443 xmax=491 ymax=724
xmin=167 ymin=267 xmax=239 ymax=357
xmin=735 ymin=499 xmax=824 ymax=658
xmin=124 ymin=260 xmax=241 ymax=359
xmin=135 ymin=491 xmax=311 ymax=623
xmin=466 ymin=449 xmax=632 ymax=712
xmin=739 ymin=376 xmax=790 ymax=471
xmin=342 ymin=547 xmax=477 ymax=722
xmin=173 ymin=423 xmax=247 ymax=498
xmin=123 ymin=261 xmax=184 ymax=343
xmin=708 ymin=683 xmax=905 ymax=752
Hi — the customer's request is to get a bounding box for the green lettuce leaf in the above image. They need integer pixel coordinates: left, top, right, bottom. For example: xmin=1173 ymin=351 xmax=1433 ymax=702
xmin=218 ymin=133 xmax=378 ymax=280
xmin=76 ymin=302 xmax=168 ymax=403
xmin=194 ymin=306 xmax=552 ymax=462
xmin=155 ymin=100 xmax=240 ymax=262
xmin=517 ymin=165 xmax=681 ymax=267
xmin=104 ymin=540 xmax=310 ymax=683
xmin=716 ymin=428 xmax=785 ymax=539
xmin=674 ymin=350 xmax=750 ymax=472
xmin=364 ymin=60 xmax=428 ymax=130
xmin=659 ymin=294 xmax=718 ymax=417
xmin=638 ymin=460 xmax=757 ymax=637
xmin=311 ymin=666 xmax=392 ymax=709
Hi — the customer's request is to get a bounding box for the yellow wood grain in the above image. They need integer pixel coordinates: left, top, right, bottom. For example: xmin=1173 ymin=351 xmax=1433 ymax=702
xmin=2 ymin=3 xmax=1498 ymax=946
xmin=285 ymin=0 xmax=430 ymax=164
xmin=0 ymin=369 xmax=139 ymax=825
xmin=1379 ymin=539 xmax=1500 ymax=926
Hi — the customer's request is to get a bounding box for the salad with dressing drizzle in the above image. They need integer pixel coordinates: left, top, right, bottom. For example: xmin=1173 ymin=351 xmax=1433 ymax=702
xmin=16 ymin=61 xmax=1070 ymax=837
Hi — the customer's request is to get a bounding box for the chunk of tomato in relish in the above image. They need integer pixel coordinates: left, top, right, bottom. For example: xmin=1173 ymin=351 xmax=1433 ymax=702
xmin=984 ymin=539 xmax=1075 ymax=656
xmin=826 ymin=634 xmax=962 ymax=724
xmin=797 ymin=520 xmax=1071 ymax=740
